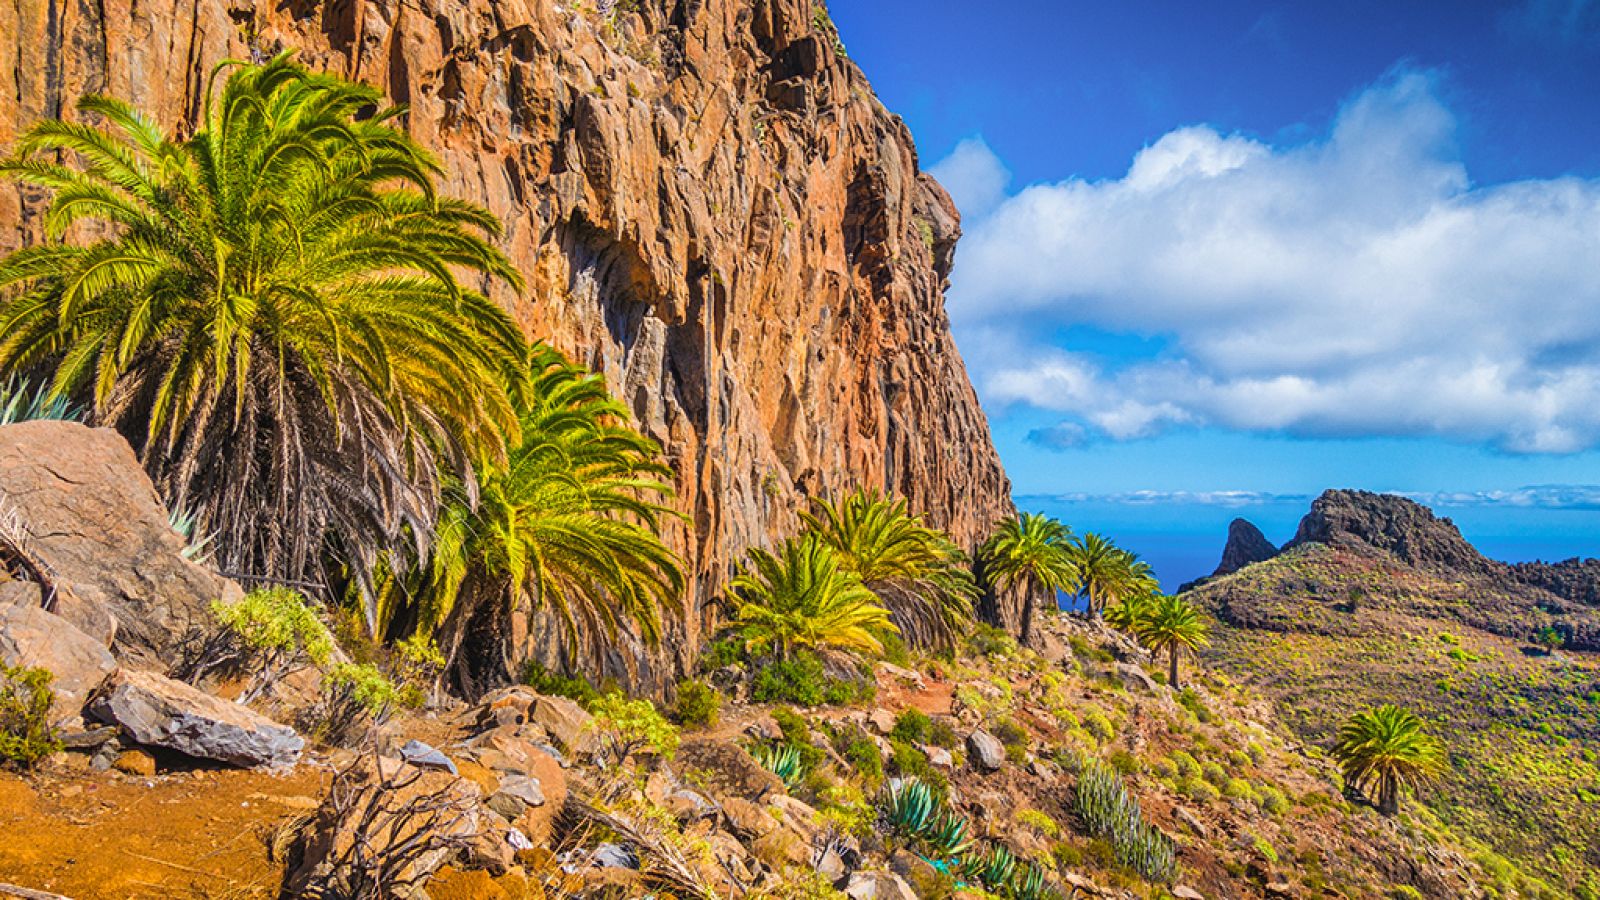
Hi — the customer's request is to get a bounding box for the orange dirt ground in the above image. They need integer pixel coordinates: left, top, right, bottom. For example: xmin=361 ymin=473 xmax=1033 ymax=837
xmin=0 ymin=759 xmax=329 ymax=899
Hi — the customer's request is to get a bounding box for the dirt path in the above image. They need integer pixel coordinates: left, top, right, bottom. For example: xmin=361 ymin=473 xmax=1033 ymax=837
xmin=0 ymin=761 xmax=328 ymax=899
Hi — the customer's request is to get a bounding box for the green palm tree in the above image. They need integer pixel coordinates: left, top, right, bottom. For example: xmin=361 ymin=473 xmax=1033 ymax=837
xmin=800 ymin=489 xmax=977 ymax=650
xmin=1132 ymin=594 xmax=1209 ymax=689
xmin=0 ymin=53 xmax=524 ymax=594
xmin=1103 ymin=593 xmax=1154 ymax=633
xmin=729 ymin=535 xmax=896 ymax=660
xmin=979 ymin=513 xmax=1080 ymax=646
xmin=1333 ymin=704 xmax=1448 ymax=815
xmin=1071 ymin=533 xmax=1157 ymax=620
xmin=395 ymin=343 xmax=684 ymax=694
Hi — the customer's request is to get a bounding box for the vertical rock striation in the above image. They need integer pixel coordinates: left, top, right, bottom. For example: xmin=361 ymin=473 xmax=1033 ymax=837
xmin=0 ymin=0 xmax=1014 ymax=686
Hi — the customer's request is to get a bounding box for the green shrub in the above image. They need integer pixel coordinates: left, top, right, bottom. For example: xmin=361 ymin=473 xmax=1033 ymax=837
xmin=1074 ymin=759 xmax=1177 ymax=882
xmin=889 ymin=739 xmax=948 ymax=795
xmin=891 ymin=708 xmax=933 ymax=744
xmin=1252 ymin=835 xmax=1279 ymax=864
xmin=1016 ymin=808 xmax=1061 ymax=838
xmin=1222 ymin=778 xmax=1257 ymax=802
xmin=209 ymin=587 xmax=335 ymax=704
xmin=589 ymin=692 xmax=679 ymax=763
xmin=1258 ymin=784 xmax=1291 ymax=815
xmin=701 ymin=636 xmax=746 ymax=670
xmin=1201 ymin=761 xmax=1228 ymax=786
xmin=672 ymin=678 xmax=721 ymax=727
xmin=310 ymin=662 xmax=397 ymax=747
xmin=1177 ymin=688 xmax=1214 ymax=723
xmin=1168 ymin=750 xmax=1201 ymax=779
xmin=1083 ymin=710 xmax=1116 ymax=744
xmin=753 ymin=650 xmax=873 ymax=706
xmin=928 ymin=716 xmax=960 ymax=749
xmin=0 ymin=664 xmax=60 ymax=768
xmin=1108 ymin=749 xmax=1142 ymax=776
xmin=522 ymin=661 xmax=602 ymax=708
xmin=1182 ymin=776 xmax=1222 ymax=803
xmin=843 ymin=733 xmax=885 ymax=784
xmin=992 ymin=716 xmax=1029 ymax=750
xmin=1150 ymin=757 xmax=1178 ymax=779
xmin=392 ymin=633 xmax=444 ymax=695
xmin=966 ymin=623 xmax=1017 ymax=658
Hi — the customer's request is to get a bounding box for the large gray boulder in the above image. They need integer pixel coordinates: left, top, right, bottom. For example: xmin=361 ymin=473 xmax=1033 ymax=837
xmin=86 ymin=668 xmax=303 ymax=768
xmin=0 ymin=420 xmax=243 ymax=664
xmin=967 ymin=729 xmax=1006 ymax=772
xmin=0 ymin=603 xmax=117 ymax=722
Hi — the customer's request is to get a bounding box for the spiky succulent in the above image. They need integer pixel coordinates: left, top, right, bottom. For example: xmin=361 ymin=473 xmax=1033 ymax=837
xmin=960 ymin=843 xmax=1017 ymax=890
xmin=1075 ymin=759 xmax=1177 ymax=883
xmin=882 ymin=777 xmax=940 ymax=837
xmin=753 ymin=742 xmax=806 ymax=790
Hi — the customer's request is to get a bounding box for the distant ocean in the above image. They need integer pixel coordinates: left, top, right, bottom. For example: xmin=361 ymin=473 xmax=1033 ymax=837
xmin=1020 ymin=495 xmax=1600 ymax=594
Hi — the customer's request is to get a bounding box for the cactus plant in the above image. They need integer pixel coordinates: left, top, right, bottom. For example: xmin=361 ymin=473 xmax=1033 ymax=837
xmin=1074 ymin=759 xmax=1177 ymax=883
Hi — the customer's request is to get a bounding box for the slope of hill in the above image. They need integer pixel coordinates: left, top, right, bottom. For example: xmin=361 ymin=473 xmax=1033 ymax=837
xmin=1185 ymin=490 xmax=1600 ymax=897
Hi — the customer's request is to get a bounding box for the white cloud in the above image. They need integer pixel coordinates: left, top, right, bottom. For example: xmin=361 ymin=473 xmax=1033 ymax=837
xmin=929 ymin=136 xmax=1011 ymax=219
xmin=1020 ymin=485 xmax=1600 ymax=511
xmin=942 ymin=70 xmax=1600 ymax=453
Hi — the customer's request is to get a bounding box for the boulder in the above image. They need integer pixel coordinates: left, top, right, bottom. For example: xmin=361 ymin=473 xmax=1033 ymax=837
xmin=868 ymin=708 xmax=897 ymax=734
xmin=966 ymin=729 xmax=1005 ymax=772
xmin=86 ymin=668 xmax=303 ymax=768
xmin=843 ymin=870 xmax=918 ymax=900
xmin=0 ymin=603 xmax=117 ymax=722
xmin=0 ymin=421 xmax=243 ymax=664
xmin=465 ymin=725 xmax=568 ymax=844
xmin=674 ymin=738 xmax=785 ymax=801
xmin=529 ymin=694 xmax=597 ymax=755
xmin=283 ymin=755 xmax=493 ymax=897
xmin=1172 ymin=887 xmax=1206 ymax=900
xmin=0 ymin=580 xmax=40 ymax=608
xmin=113 ymin=748 xmax=157 ymax=777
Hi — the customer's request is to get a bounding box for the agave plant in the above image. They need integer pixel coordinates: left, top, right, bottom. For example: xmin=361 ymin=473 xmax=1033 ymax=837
xmin=925 ymin=809 xmax=974 ymax=859
xmin=881 ymin=777 xmax=940 ymax=837
xmin=753 ymin=742 xmax=806 ymax=790
xmin=960 ymin=843 xmax=1016 ymax=890
xmin=0 ymin=376 xmax=81 ymax=426
xmin=1009 ymin=861 xmax=1049 ymax=900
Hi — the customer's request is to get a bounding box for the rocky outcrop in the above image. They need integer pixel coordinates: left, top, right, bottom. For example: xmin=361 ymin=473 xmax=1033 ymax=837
xmin=1287 ymin=490 xmax=1495 ymax=576
xmin=0 ymin=421 xmax=242 ymax=665
xmin=86 ymin=668 xmax=304 ymax=768
xmin=0 ymin=0 xmax=1015 ymax=687
xmin=0 ymin=603 xmax=117 ymax=723
xmin=1213 ymin=518 xmax=1279 ymax=577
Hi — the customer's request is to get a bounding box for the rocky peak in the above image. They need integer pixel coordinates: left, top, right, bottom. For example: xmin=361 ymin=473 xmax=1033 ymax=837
xmin=1211 ymin=518 xmax=1278 ymax=578
xmin=1287 ymin=489 xmax=1496 ymax=575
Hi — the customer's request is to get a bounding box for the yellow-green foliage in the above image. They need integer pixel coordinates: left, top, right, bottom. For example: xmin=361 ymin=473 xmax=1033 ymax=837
xmin=1083 ymin=710 xmax=1116 ymax=743
xmin=672 ymin=678 xmax=721 ymax=727
xmin=0 ymin=664 xmax=59 ymax=768
xmin=1016 ymin=808 xmax=1061 ymax=838
xmin=590 ymin=692 xmax=680 ymax=762
xmin=324 ymin=663 xmax=397 ymax=716
xmin=214 ymin=587 xmax=334 ymax=666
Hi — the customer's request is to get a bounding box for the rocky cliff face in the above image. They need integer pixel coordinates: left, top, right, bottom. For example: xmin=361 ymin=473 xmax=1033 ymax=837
xmin=0 ymin=0 xmax=1014 ymax=682
xmin=1288 ymin=489 xmax=1496 ymax=576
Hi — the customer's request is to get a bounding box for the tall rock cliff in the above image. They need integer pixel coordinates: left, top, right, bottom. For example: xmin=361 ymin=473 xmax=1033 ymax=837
xmin=0 ymin=0 xmax=1014 ymax=683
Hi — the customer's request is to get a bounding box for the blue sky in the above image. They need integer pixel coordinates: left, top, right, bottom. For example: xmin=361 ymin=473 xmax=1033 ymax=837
xmin=830 ymin=0 xmax=1600 ymax=587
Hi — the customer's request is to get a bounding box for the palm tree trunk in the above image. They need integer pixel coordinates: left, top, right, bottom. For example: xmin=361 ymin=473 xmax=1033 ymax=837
xmin=1019 ymin=574 xmax=1038 ymax=647
xmin=1169 ymin=644 xmax=1180 ymax=689
xmin=1378 ymin=774 xmax=1399 ymax=816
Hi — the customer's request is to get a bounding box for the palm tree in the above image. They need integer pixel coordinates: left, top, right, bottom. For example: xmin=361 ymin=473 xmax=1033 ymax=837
xmin=729 ymin=535 xmax=896 ymax=660
xmin=1332 ymin=704 xmax=1448 ymax=815
xmin=979 ymin=513 xmax=1080 ymax=646
xmin=1133 ymin=595 xmax=1209 ymax=689
xmin=800 ymin=489 xmax=977 ymax=650
xmin=0 ymin=53 xmax=524 ymax=596
xmin=397 ymin=343 xmax=685 ymax=695
xmin=1071 ymin=533 xmax=1157 ymax=620
xmin=1103 ymin=593 xmax=1154 ymax=633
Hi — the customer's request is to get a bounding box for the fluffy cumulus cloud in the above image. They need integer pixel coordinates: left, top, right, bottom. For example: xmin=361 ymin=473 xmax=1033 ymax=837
xmin=944 ymin=70 xmax=1600 ymax=454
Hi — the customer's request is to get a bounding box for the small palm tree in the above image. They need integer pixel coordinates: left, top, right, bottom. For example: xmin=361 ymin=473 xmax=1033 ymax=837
xmin=801 ymin=489 xmax=977 ymax=650
xmin=1103 ymin=593 xmax=1154 ymax=633
xmin=0 ymin=53 xmax=524 ymax=594
xmin=729 ymin=535 xmax=896 ymax=660
xmin=1071 ymin=533 xmax=1157 ymax=620
xmin=979 ymin=513 xmax=1080 ymax=646
xmin=1333 ymin=704 xmax=1448 ymax=815
xmin=1133 ymin=595 xmax=1209 ymax=689
xmin=394 ymin=344 xmax=684 ymax=694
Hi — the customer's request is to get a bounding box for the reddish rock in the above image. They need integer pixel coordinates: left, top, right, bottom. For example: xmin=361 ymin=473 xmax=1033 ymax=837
xmin=0 ymin=0 xmax=1017 ymax=688
xmin=0 ymin=421 xmax=242 ymax=664
xmin=0 ymin=603 xmax=117 ymax=722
